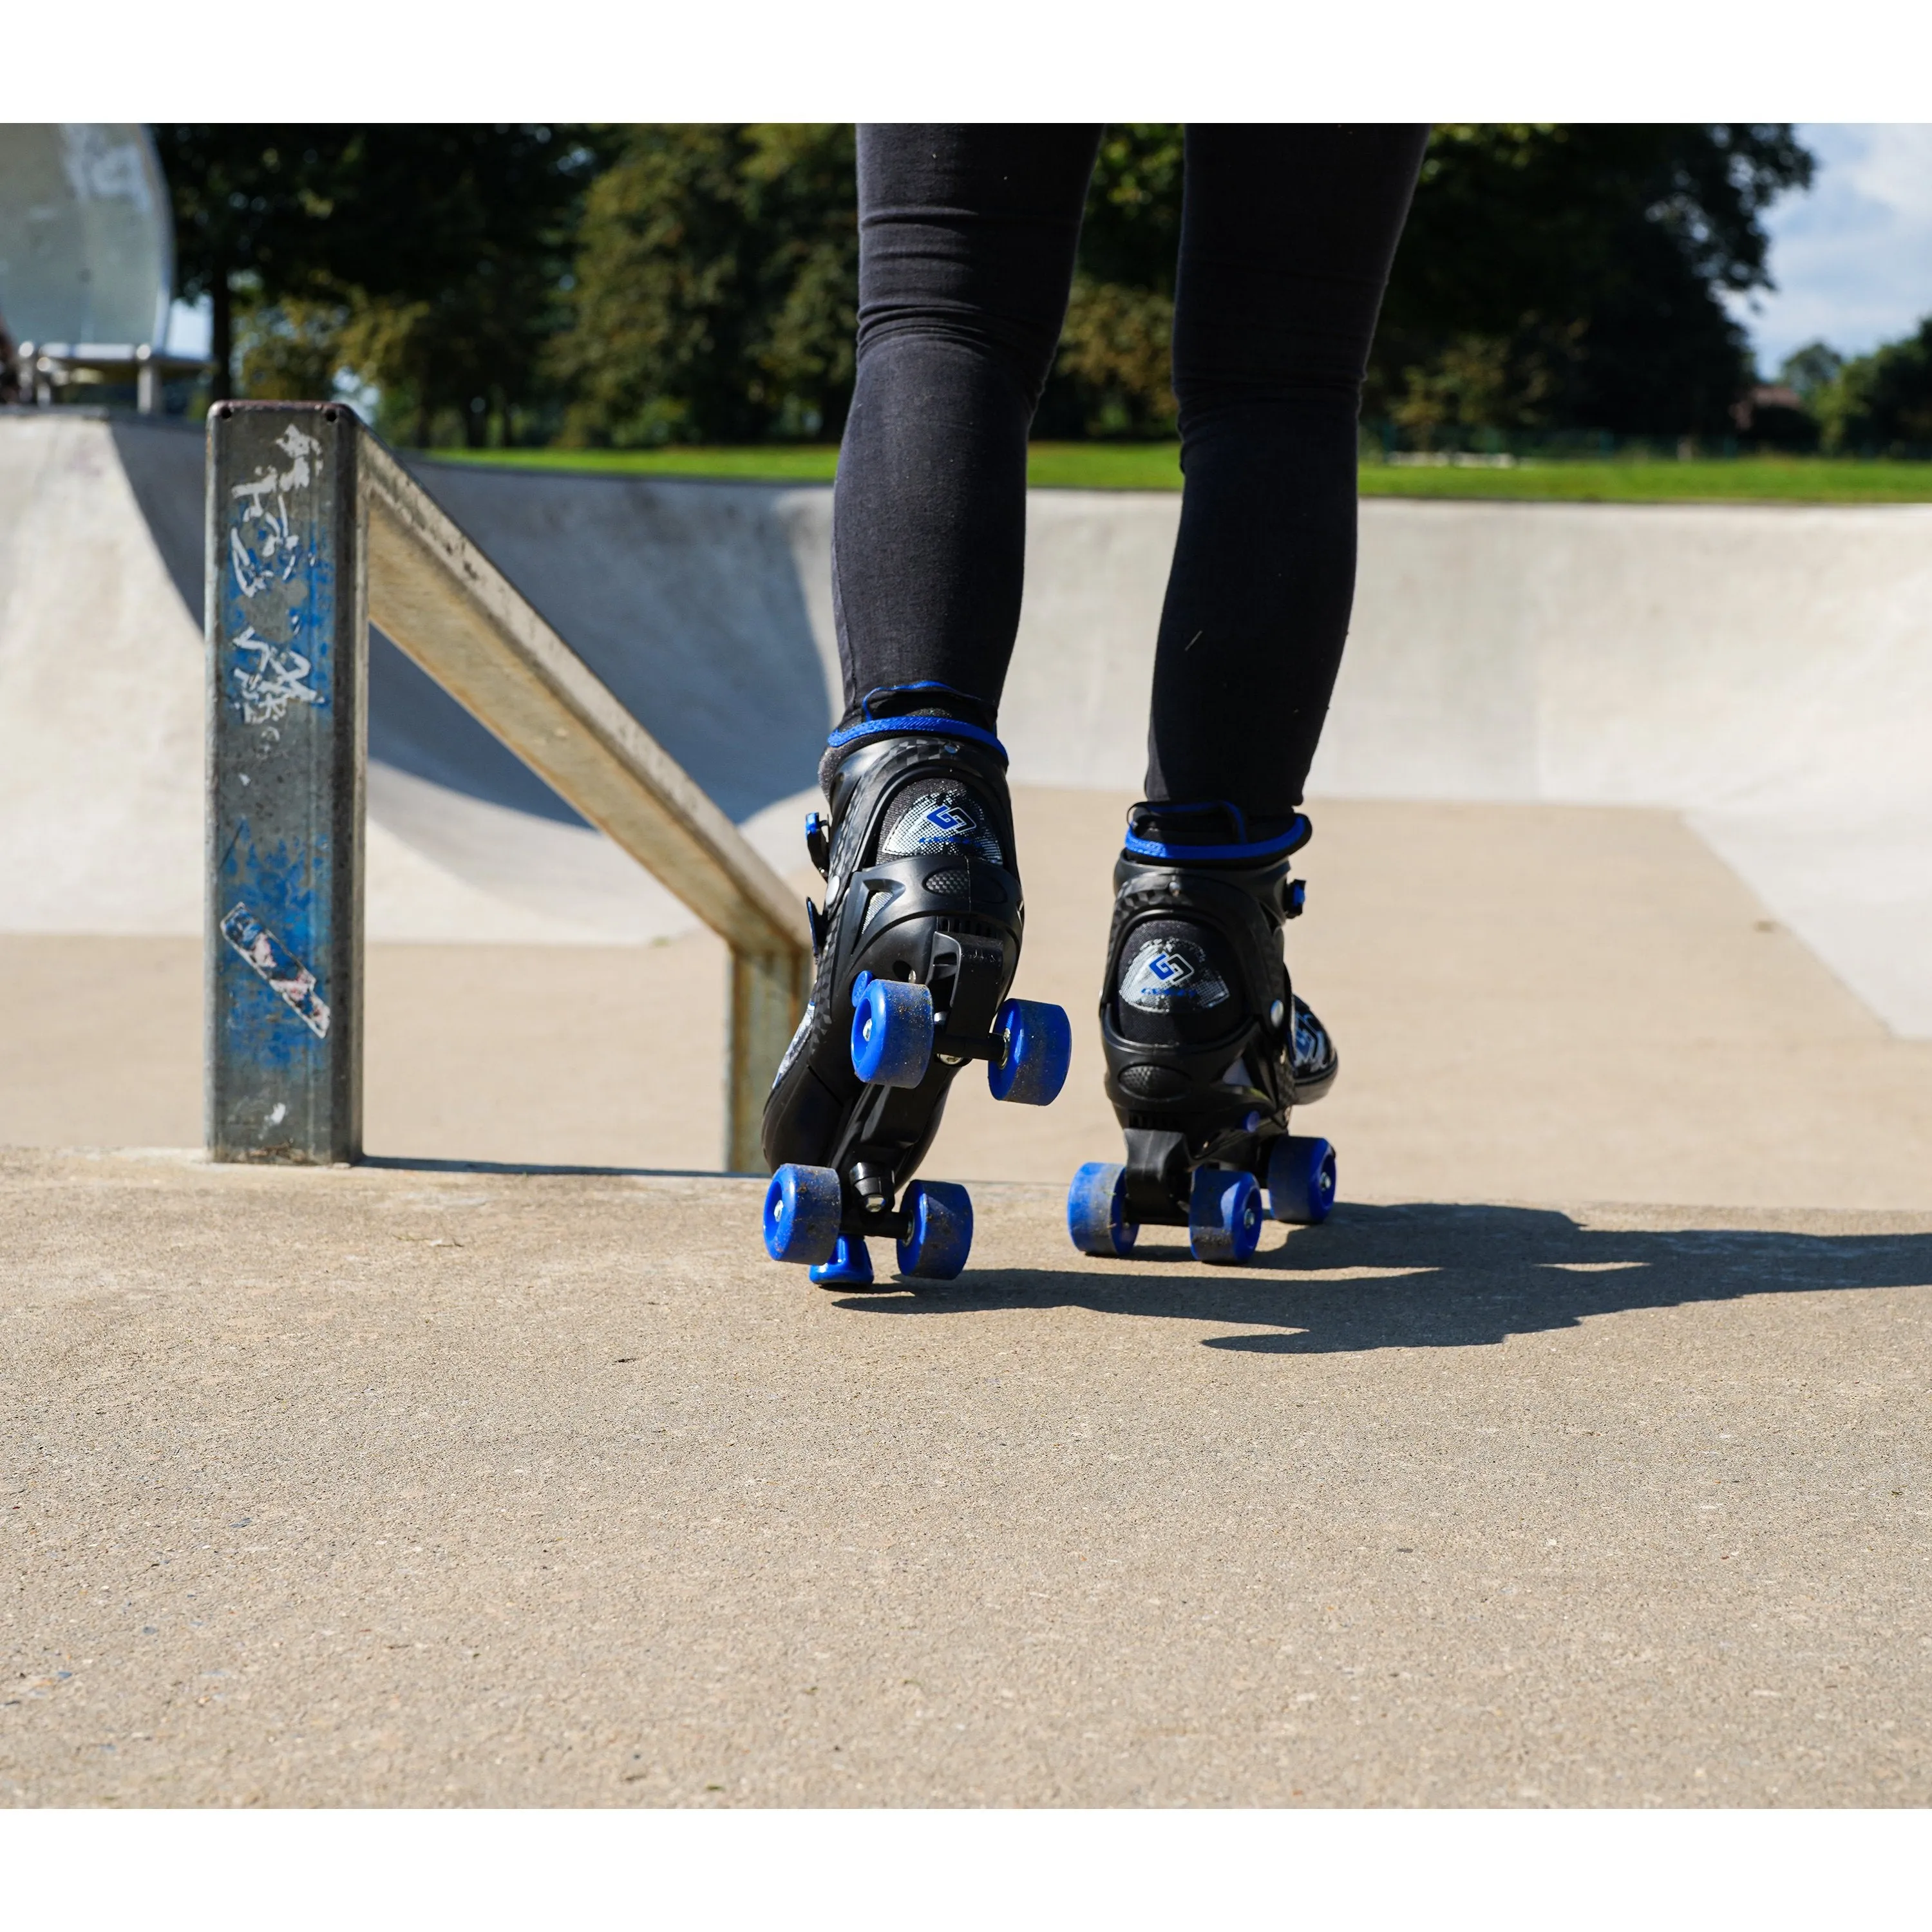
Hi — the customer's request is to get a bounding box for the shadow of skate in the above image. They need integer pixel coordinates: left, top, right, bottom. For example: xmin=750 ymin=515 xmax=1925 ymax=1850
xmin=832 ymin=1200 xmax=1932 ymax=1354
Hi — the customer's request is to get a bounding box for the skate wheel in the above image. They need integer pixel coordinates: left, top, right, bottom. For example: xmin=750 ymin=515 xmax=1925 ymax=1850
xmin=850 ymin=978 xmax=934 ymax=1087
xmin=810 ymin=1233 xmax=876 ymax=1288
xmin=1265 ymin=1134 xmax=1337 ymax=1225
xmin=896 ymin=1180 xmax=972 ymax=1280
xmin=763 ymin=1163 xmax=842 ymax=1265
xmin=987 ymin=998 xmax=1072 ymax=1106
xmin=1066 ymin=1160 xmax=1138 ymax=1258
xmin=1189 ymin=1167 xmax=1264 ymax=1265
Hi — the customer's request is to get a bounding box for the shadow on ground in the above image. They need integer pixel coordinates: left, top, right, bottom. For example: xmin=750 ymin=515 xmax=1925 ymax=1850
xmin=837 ymin=1202 xmax=1932 ymax=1353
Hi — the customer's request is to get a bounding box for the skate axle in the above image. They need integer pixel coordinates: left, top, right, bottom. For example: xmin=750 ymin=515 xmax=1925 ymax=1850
xmin=930 ymin=1021 xmax=1001 ymax=1065
xmin=840 ymin=1190 xmax=913 ymax=1242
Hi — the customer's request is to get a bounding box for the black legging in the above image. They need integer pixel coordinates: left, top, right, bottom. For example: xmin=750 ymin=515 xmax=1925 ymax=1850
xmin=831 ymin=123 xmax=1427 ymax=825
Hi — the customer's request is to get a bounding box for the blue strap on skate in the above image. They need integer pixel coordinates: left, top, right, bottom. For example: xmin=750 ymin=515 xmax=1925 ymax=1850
xmin=1121 ymin=800 xmax=1311 ymax=862
xmin=826 ymin=682 xmax=1009 ymax=764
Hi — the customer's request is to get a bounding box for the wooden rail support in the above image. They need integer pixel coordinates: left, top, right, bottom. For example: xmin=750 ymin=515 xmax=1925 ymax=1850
xmin=205 ymin=402 xmax=811 ymax=1173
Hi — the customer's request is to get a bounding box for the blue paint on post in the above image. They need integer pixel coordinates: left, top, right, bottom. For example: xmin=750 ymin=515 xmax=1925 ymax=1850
xmin=205 ymin=405 xmax=365 ymax=1162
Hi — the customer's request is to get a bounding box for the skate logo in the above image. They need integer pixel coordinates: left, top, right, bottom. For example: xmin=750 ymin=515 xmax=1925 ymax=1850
xmin=1292 ymin=1002 xmax=1329 ymax=1072
xmin=1121 ymin=940 xmax=1228 ymax=1012
xmin=880 ymin=788 xmax=1005 ymax=864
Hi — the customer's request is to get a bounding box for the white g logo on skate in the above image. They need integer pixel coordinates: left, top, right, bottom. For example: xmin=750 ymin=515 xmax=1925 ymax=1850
xmin=1121 ymin=939 xmax=1228 ymax=1013
xmin=1144 ymin=949 xmax=1194 ymax=987
xmin=881 ymin=787 xmax=1004 ymax=864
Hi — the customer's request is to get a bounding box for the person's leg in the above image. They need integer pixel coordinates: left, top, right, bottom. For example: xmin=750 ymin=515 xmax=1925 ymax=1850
xmin=1081 ymin=126 xmax=1426 ymax=1255
xmin=829 ymin=124 xmax=1101 ymax=743
xmin=763 ymin=127 xmax=1099 ymax=1243
xmin=1146 ymin=124 xmax=1427 ymax=820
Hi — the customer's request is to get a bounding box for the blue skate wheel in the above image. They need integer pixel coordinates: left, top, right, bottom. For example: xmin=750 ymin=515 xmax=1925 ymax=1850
xmin=988 ymin=998 xmax=1073 ymax=1106
xmin=850 ymin=978 xmax=934 ymax=1088
xmin=762 ymin=1162 xmax=842 ymax=1266
xmin=1066 ymin=1160 xmax=1138 ymax=1258
xmin=896 ymin=1180 xmax=973 ymax=1280
xmin=1265 ymin=1135 xmax=1337 ymax=1225
xmin=1189 ymin=1167 xmax=1264 ymax=1265
xmin=810 ymin=1233 xmax=876 ymax=1288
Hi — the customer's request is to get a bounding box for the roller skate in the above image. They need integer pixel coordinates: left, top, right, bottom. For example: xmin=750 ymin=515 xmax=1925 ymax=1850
xmin=761 ymin=694 xmax=1072 ymax=1287
xmin=1066 ymin=800 xmax=1339 ymax=1267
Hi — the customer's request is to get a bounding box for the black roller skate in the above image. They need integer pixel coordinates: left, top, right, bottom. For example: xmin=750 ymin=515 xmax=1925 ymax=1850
xmin=761 ymin=694 xmax=1072 ymax=1287
xmin=1066 ymin=800 xmax=1340 ymax=1266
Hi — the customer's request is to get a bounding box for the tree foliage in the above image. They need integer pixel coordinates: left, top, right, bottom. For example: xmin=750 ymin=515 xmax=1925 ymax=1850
xmin=1038 ymin=124 xmax=1813 ymax=443
xmin=156 ymin=124 xmax=605 ymax=439
xmin=545 ymin=124 xmax=858 ymax=445
xmin=1376 ymin=124 xmax=1813 ymax=441
xmin=1039 ymin=126 xmax=1186 ymax=437
xmin=158 ymin=122 xmax=1817 ymax=448
xmin=1808 ymin=322 xmax=1932 ymax=454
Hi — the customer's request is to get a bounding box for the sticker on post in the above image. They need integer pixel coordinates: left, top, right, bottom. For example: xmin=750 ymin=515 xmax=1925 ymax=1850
xmin=220 ymin=903 xmax=331 ymax=1038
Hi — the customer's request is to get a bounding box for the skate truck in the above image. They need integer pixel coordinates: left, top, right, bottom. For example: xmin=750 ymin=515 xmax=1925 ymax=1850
xmin=762 ymin=958 xmax=1072 ymax=1287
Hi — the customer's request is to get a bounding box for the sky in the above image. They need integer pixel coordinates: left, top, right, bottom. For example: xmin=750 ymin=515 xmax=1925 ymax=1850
xmin=166 ymin=123 xmax=1932 ymax=377
xmin=1728 ymin=123 xmax=1932 ymax=375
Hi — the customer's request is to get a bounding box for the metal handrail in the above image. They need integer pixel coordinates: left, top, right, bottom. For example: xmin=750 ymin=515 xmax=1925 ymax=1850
xmin=205 ymin=401 xmax=809 ymax=1172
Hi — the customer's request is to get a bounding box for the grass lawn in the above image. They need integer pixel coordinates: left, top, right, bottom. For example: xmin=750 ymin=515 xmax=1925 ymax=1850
xmin=431 ymin=442 xmax=1932 ymax=504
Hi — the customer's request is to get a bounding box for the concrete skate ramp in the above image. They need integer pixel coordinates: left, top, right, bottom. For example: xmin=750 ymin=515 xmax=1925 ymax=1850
xmin=4 ymin=413 xmax=1930 ymax=1031
xmin=0 ymin=413 xmax=840 ymax=944
xmin=995 ymin=491 xmax=1932 ymax=1036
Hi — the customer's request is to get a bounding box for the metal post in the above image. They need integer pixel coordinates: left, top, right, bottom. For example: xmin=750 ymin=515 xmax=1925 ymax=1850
xmin=724 ymin=948 xmax=811 ymax=1173
xmin=136 ymin=346 xmax=159 ymax=415
xmin=205 ymin=402 xmax=366 ymax=1163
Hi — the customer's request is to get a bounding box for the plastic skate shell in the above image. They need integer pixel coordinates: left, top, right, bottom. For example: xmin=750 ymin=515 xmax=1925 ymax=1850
xmin=761 ymin=725 xmax=1070 ymax=1283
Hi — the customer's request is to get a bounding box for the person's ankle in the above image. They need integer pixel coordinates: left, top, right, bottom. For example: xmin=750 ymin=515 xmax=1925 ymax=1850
xmin=1124 ymin=799 xmax=1308 ymax=863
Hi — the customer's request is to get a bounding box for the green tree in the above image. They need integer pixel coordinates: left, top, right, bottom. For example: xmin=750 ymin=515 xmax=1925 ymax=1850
xmin=1040 ymin=126 xmax=1186 ymax=437
xmin=1777 ymin=339 xmax=1844 ymax=401
xmin=157 ymin=124 xmax=605 ymax=439
xmin=155 ymin=126 xmax=350 ymax=400
xmin=1040 ymin=123 xmax=1814 ymax=443
xmin=1814 ymin=321 xmax=1932 ymax=454
xmin=1373 ymin=124 xmax=1814 ymax=440
xmin=547 ymin=124 xmax=858 ymax=445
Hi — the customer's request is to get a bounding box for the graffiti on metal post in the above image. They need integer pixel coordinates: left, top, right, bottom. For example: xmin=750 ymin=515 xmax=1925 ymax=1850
xmin=230 ymin=625 xmax=321 ymax=724
xmin=219 ymin=902 xmax=332 ymax=1038
xmin=229 ymin=424 xmax=323 ymax=595
xmin=227 ymin=423 xmax=329 ymax=732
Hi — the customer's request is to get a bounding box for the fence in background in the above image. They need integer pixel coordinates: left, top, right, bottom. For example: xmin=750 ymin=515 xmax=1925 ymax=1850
xmin=204 ymin=401 xmax=810 ymax=1173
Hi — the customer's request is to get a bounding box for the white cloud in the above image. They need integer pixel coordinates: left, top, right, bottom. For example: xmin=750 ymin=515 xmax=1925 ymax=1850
xmin=1728 ymin=124 xmax=1932 ymax=374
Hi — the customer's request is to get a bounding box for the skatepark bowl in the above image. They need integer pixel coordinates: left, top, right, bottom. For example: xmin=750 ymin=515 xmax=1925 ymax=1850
xmin=3 ymin=409 xmax=1931 ymax=1806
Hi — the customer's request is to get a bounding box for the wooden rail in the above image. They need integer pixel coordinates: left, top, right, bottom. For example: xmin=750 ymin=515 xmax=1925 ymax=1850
xmin=205 ymin=402 xmax=810 ymax=1173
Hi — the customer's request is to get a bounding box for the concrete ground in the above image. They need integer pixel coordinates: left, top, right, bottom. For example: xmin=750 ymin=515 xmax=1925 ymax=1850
xmin=5 ymin=794 xmax=1932 ymax=1806
xmin=5 ymin=1153 xmax=1930 ymax=1806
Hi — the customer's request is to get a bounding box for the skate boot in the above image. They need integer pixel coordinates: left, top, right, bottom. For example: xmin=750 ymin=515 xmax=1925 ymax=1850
xmin=761 ymin=697 xmax=1072 ymax=1287
xmin=1066 ymin=800 xmax=1340 ymax=1266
